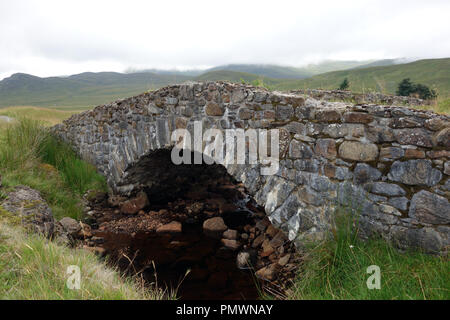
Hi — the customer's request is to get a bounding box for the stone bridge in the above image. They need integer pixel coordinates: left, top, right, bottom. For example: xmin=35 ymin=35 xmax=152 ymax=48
xmin=54 ymin=81 xmax=450 ymax=254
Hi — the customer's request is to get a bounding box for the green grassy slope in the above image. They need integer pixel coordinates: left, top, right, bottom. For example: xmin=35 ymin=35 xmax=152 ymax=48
xmin=273 ymin=58 xmax=450 ymax=97
xmin=0 ymin=72 xmax=191 ymax=108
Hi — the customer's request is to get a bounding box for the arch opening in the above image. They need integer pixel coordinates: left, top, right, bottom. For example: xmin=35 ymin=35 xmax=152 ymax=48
xmin=84 ymin=149 xmax=299 ymax=300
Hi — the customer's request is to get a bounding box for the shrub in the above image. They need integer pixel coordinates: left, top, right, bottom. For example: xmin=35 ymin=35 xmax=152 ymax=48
xmin=396 ymin=78 xmax=437 ymax=100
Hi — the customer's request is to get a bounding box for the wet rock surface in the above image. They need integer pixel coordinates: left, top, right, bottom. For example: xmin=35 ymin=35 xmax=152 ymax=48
xmin=79 ymin=168 xmax=299 ymax=300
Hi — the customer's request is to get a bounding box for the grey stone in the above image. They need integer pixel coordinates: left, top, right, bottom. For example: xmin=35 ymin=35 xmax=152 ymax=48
xmin=390 ymin=226 xmax=443 ymax=254
xmin=293 ymin=159 xmax=319 ymax=172
xmin=409 ymin=190 xmax=450 ymax=225
xmin=394 ymin=128 xmax=433 ymax=147
xmin=435 ymin=127 xmax=450 ymax=148
xmin=335 ymin=166 xmax=352 ymax=180
xmin=353 ymin=163 xmax=382 ymax=185
xmin=388 ymin=197 xmax=409 ymax=211
xmin=276 ymin=105 xmax=294 ymax=120
xmin=1 ymin=185 xmax=54 ymax=238
xmin=338 ymin=141 xmax=379 ymax=162
xmin=364 ymin=182 xmax=406 ymax=197
xmin=284 ymin=122 xmax=306 ymax=135
xmin=379 ymin=147 xmax=404 ymax=161
xmin=59 ymin=217 xmax=82 ymax=236
xmin=388 ymin=160 xmax=442 ymax=186
xmin=289 ymin=140 xmax=313 ymax=159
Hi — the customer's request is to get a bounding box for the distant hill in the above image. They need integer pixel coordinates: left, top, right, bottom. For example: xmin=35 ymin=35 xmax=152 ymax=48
xmin=0 ymin=72 xmax=191 ymax=108
xmin=201 ymin=60 xmax=395 ymax=79
xmin=194 ymin=70 xmax=281 ymax=85
xmin=273 ymin=58 xmax=450 ymax=97
xmin=205 ymin=64 xmax=313 ymax=79
xmin=0 ymin=58 xmax=447 ymax=108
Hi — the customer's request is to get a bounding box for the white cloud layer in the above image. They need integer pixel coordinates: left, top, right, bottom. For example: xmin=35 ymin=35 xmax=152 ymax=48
xmin=1 ymin=0 xmax=450 ymax=79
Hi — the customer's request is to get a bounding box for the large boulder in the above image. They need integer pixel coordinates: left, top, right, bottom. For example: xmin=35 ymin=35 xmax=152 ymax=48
xmin=1 ymin=185 xmax=54 ymax=238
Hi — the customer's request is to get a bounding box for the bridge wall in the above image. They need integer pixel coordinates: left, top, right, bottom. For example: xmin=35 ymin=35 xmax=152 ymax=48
xmin=54 ymin=82 xmax=450 ymax=254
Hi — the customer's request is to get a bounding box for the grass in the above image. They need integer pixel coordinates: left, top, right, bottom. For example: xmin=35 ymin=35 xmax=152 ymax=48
xmin=0 ymin=106 xmax=82 ymax=126
xmin=0 ymin=222 xmax=166 ymax=299
xmin=0 ymin=117 xmax=106 ymax=220
xmin=0 ymin=117 xmax=175 ymax=300
xmin=275 ymin=58 xmax=450 ymax=98
xmin=288 ymin=210 xmax=450 ymax=300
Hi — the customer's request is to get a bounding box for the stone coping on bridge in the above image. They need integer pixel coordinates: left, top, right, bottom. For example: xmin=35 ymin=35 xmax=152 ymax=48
xmin=53 ymin=81 xmax=450 ymax=254
xmin=290 ymin=89 xmax=430 ymax=106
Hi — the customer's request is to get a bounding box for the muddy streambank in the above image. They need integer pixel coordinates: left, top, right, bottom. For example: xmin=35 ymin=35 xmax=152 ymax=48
xmin=80 ymin=167 xmax=300 ymax=300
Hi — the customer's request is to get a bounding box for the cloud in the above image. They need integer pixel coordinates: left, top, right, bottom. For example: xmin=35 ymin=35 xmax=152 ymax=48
xmin=1 ymin=0 xmax=450 ymax=79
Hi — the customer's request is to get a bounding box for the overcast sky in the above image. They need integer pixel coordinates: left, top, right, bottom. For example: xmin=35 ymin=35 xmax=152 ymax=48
xmin=1 ymin=0 xmax=450 ymax=80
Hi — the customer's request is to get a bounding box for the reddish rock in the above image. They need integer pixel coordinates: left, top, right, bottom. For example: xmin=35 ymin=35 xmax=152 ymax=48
xmin=269 ymin=231 xmax=286 ymax=248
xmin=405 ymin=149 xmax=425 ymax=159
xmin=261 ymin=239 xmax=275 ymax=257
xmin=205 ymin=102 xmax=224 ymax=116
xmin=255 ymin=263 xmax=278 ymax=281
xmin=175 ymin=117 xmax=188 ymax=129
xmin=314 ymin=139 xmax=337 ymax=160
xmin=221 ymin=239 xmax=240 ymax=251
xmin=77 ymin=222 xmax=92 ymax=238
xmin=278 ymin=254 xmax=291 ymax=266
xmin=119 ymin=192 xmax=149 ymax=215
xmin=265 ymin=224 xmax=278 ymax=238
xmin=156 ymin=221 xmax=182 ymax=234
xmin=238 ymin=108 xmax=253 ymax=120
xmin=203 ymin=217 xmax=227 ymax=239
xmin=323 ymin=163 xmax=336 ymax=178
xmin=343 ymin=112 xmax=373 ymax=124
xmin=223 ymin=229 xmax=239 ymax=240
xmin=252 ymin=234 xmax=264 ymax=248
xmin=316 ymin=109 xmax=341 ymax=122
xmin=427 ymin=150 xmax=450 ymax=159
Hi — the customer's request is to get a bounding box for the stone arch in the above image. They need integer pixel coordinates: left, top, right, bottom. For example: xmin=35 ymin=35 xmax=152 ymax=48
xmin=54 ymin=81 xmax=450 ymax=254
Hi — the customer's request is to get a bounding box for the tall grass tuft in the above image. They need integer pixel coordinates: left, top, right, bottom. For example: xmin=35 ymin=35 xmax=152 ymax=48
xmin=0 ymin=117 xmax=106 ymax=219
xmin=39 ymin=134 xmax=105 ymax=195
xmin=289 ymin=208 xmax=449 ymax=300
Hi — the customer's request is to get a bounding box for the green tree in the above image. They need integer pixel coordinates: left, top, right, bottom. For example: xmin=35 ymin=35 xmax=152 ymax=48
xmin=396 ymin=78 xmax=415 ymax=96
xmin=338 ymin=78 xmax=349 ymax=90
